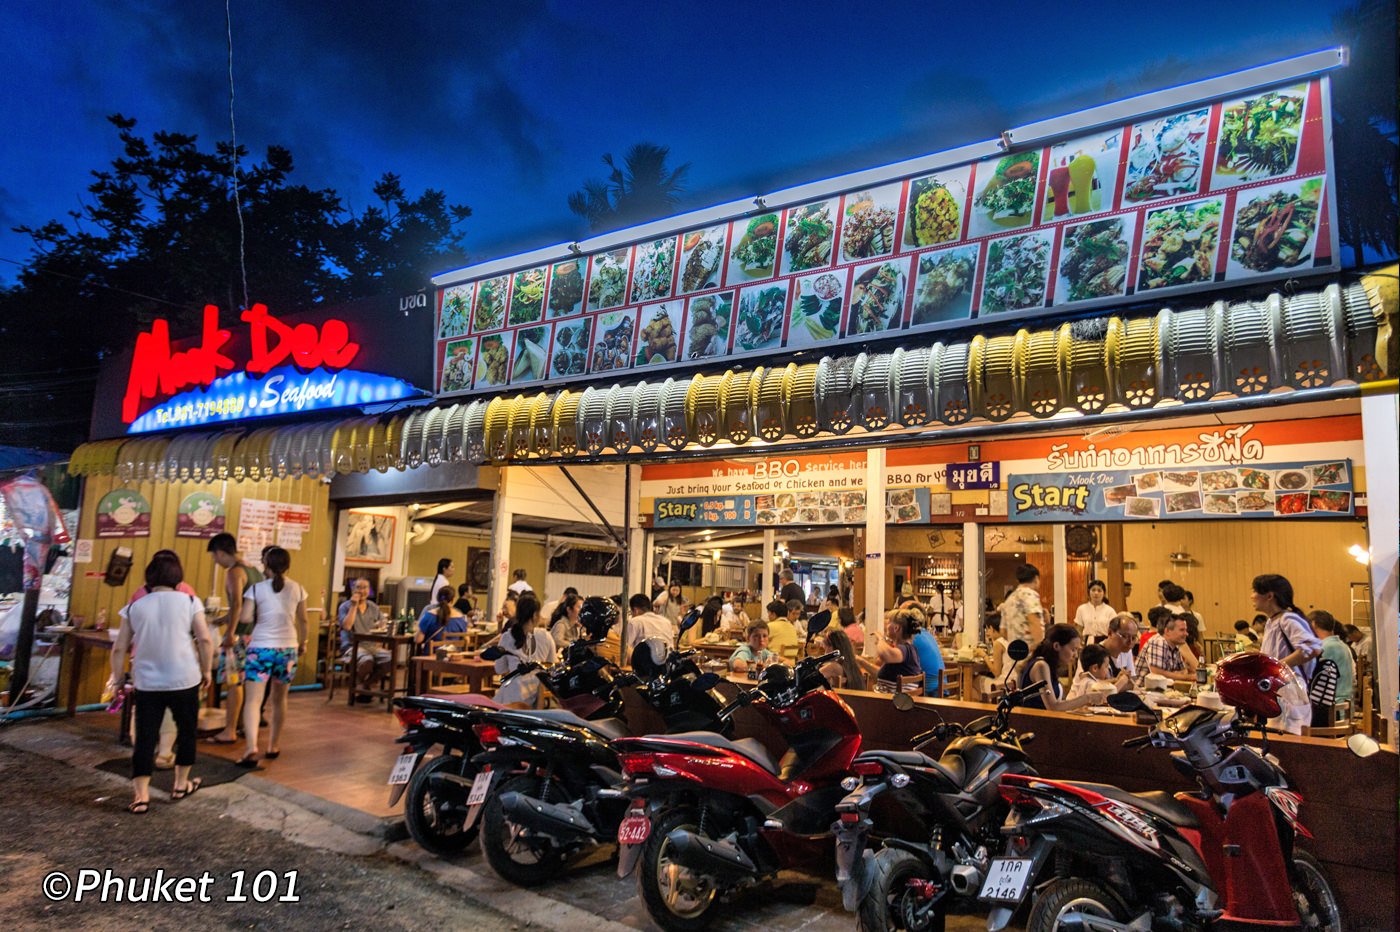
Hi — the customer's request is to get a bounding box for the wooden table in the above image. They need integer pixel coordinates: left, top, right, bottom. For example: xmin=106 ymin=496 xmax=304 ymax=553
xmin=951 ymin=658 xmax=991 ymax=700
xmin=348 ymin=631 xmax=415 ymax=709
xmin=63 ymin=629 xmax=117 ymax=715
xmin=695 ymin=641 xmax=740 ymax=662
xmin=410 ymin=655 xmax=497 ymax=696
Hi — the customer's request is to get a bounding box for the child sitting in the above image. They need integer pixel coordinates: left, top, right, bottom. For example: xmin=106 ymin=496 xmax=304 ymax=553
xmin=1068 ymin=643 xmax=1132 ymax=702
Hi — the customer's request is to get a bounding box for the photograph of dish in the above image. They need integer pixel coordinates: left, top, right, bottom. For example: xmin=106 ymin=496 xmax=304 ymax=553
xmin=1308 ymin=490 xmax=1351 ymax=513
xmin=1165 ymin=490 xmax=1203 ymax=514
xmin=980 ymin=231 xmax=1052 ymax=314
xmin=725 ymin=214 xmax=780 ymax=285
xmin=970 ymin=151 xmax=1040 ymax=236
xmin=886 ymin=501 xmax=922 ymax=523
xmin=819 ymin=491 xmax=842 ymax=507
xmin=511 ymin=325 xmax=549 ymax=383
xmin=1236 ymin=490 xmax=1274 ymax=512
xmin=1041 ymin=127 xmax=1122 ymax=222
xmin=798 ymin=507 xmax=822 ymax=524
xmin=888 ymin=489 xmax=915 ymax=507
xmin=547 ymin=259 xmax=586 ymax=317
xmin=1201 ymin=469 xmax=1239 ymax=492
xmin=508 ymin=267 xmax=547 ymax=325
xmin=821 ymin=507 xmax=842 ymax=524
xmin=843 ymin=506 xmax=866 ymax=523
xmin=587 ymin=248 xmax=631 ymax=311
xmin=1125 ymin=496 xmax=1161 ymax=518
xmin=1057 ymin=215 xmax=1134 ymax=304
xmin=1275 ymin=492 xmax=1310 ymax=515
xmin=778 ymin=507 xmax=798 ymax=524
xmin=630 ymin=236 xmax=677 ymax=303
xmin=735 ymin=284 xmax=788 ymax=352
xmin=1137 ymin=197 xmax=1224 ymax=291
xmin=439 ymin=283 xmax=474 ymax=338
xmin=678 ymin=226 xmax=726 ymax=294
xmin=910 ymin=245 xmax=977 ymax=326
xmin=1212 ymin=85 xmax=1308 ymax=188
xmin=440 ymin=338 xmax=475 ymax=393
xmin=776 ymin=493 xmax=797 ymax=508
xmin=1238 ymin=468 xmax=1271 ymax=490
xmin=781 ymin=200 xmax=836 ymax=275
xmin=846 ymin=259 xmax=908 ymax=336
xmin=797 ymin=492 xmax=820 ymax=508
xmin=1274 ymin=469 xmax=1312 ymax=491
xmin=550 ymin=319 xmax=592 ymax=377
xmin=755 ymin=495 xmax=775 ymax=509
xmin=1133 ymin=471 xmax=1162 ymax=491
xmin=473 ymin=275 xmax=508 ymax=332
xmin=786 ymin=269 xmax=846 ymax=349
xmin=475 ymin=332 xmax=513 ymax=388
xmin=1159 ymin=471 xmax=1201 ymax=492
xmin=1203 ymin=493 xmax=1238 ymax=515
xmin=756 ymin=509 xmax=778 ymax=525
xmin=1310 ymin=462 xmax=1348 ymax=486
xmin=840 ymin=185 xmax=900 ymax=261
xmin=634 ymin=302 xmax=679 ymax=367
xmin=1124 ymin=108 xmax=1209 ymax=202
xmin=1226 ymin=178 xmax=1323 ymax=277
xmin=1102 ymin=484 xmax=1137 ymax=506
xmin=905 ymin=166 xmax=971 ymax=247
xmin=682 ymin=292 xmax=733 ymax=359
xmin=590 ymin=312 xmax=635 ymax=372
xmin=840 ymin=491 xmax=865 ymax=507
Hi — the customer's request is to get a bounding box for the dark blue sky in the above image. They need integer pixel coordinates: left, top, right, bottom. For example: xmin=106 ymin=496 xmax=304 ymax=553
xmin=0 ymin=0 xmax=1369 ymax=284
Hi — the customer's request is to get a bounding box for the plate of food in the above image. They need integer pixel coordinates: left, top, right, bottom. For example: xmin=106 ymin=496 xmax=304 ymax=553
xmin=781 ymin=200 xmax=836 ymax=275
xmin=786 ymin=269 xmax=846 ymax=348
xmin=980 ymin=231 xmax=1052 ymax=314
xmin=474 ymin=333 xmax=513 ymax=388
xmin=630 ymin=236 xmax=678 ymax=303
xmin=1137 ymin=197 xmax=1224 ymax=291
xmin=756 ymin=509 xmax=778 ymax=525
xmin=634 ymin=303 xmax=679 ymax=367
xmin=846 ymin=259 xmax=908 ymax=336
xmin=1124 ymin=108 xmax=1209 ymax=202
xmin=439 ymin=283 xmax=474 ymax=337
xmin=1103 ymin=484 xmax=1136 ymax=506
xmin=1165 ymin=491 xmax=1203 ymax=514
xmin=511 ymin=326 xmax=548 ymax=382
xmin=970 ymin=151 xmax=1040 ymax=235
xmin=840 ymin=186 xmax=899 ymax=261
xmin=1125 ymin=496 xmax=1161 ymax=518
xmin=776 ymin=493 xmax=797 ymax=508
xmin=726 ymin=214 xmax=780 ymax=284
xmin=1134 ymin=471 xmax=1162 ymax=492
xmin=1057 ymin=216 xmax=1133 ymax=303
xmin=1310 ymin=462 xmax=1347 ymax=486
xmin=905 ymin=168 xmax=969 ymax=247
xmin=843 ymin=506 xmax=865 ymax=523
xmin=550 ymin=320 xmax=592 ymax=377
xmin=588 ymin=248 xmax=632 ymax=311
xmin=1238 ymin=468 xmax=1271 ymax=490
xmin=1275 ymin=492 xmax=1310 ymax=515
xmin=548 ymin=259 xmax=586 ymax=317
xmin=1275 ymin=469 xmax=1312 ymax=491
xmin=735 ymin=284 xmax=787 ymax=352
xmin=1160 ymin=471 xmax=1201 ymax=493
xmin=682 ymin=292 xmax=733 ymax=359
xmin=821 ymin=507 xmax=842 ymax=523
xmin=1227 ymin=178 xmax=1322 ymax=277
xmin=1201 ymin=469 xmax=1239 ymax=492
xmin=910 ymin=245 xmax=977 ymax=326
xmin=473 ymin=275 xmax=509 ymax=332
xmin=590 ymin=312 xmax=635 ymax=372
xmin=1213 ymin=85 xmax=1307 ymax=187
xmin=509 ymin=267 xmax=547 ymax=325
xmin=1308 ymin=490 xmax=1351 ymax=513
xmin=1236 ymin=490 xmax=1274 ymax=512
xmin=678 ymin=226 xmax=726 ymax=294
xmin=797 ymin=507 xmax=822 ymax=523
xmin=1203 ymin=493 xmax=1238 ymax=515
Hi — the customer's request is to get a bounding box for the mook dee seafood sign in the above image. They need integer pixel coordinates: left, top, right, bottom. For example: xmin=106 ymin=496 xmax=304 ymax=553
xmin=96 ymin=489 xmax=152 ymax=539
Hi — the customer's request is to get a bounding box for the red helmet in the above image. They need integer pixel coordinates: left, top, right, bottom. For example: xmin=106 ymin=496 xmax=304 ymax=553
xmin=1214 ymin=651 xmax=1308 ymax=720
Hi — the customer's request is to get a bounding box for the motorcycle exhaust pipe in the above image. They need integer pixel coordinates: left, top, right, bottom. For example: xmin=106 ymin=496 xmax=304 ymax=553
xmin=499 ymin=792 xmax=599 ymax=841
xmin=663 ymin=828 xmax=758 ymax=880
xmin=949 ymin=864 xmax=983 ymax=896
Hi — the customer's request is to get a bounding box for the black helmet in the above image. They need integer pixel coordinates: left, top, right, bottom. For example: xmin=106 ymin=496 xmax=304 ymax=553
xmin=759 ymin=662 xmax=794 ymax=693
xmin=579 ymin=595 xmax=619 ymax=640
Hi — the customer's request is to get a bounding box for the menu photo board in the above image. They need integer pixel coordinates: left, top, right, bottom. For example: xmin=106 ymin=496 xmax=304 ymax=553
xmin=435 ymin=77 xmax=1337 ymax=398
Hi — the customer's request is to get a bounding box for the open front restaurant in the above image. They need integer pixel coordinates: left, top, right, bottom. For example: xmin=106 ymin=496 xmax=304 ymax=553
xmin=44 ymin=48 xmax=1399 ymax=930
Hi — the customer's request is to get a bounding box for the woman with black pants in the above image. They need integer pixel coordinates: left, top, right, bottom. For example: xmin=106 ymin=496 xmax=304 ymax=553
xmin=110 ymin=551 xmax=214 ymax=813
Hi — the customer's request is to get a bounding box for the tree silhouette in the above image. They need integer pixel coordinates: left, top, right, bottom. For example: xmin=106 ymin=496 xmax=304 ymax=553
xmin=567 ymin=143 xmax=692 ymax=233
xmin=1330 ymin=0 xmax=1398 ymax=265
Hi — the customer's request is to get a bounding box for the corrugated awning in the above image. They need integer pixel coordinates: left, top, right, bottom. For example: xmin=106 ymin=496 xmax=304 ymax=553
xmin=69 ymin=267 xmax=1395 ymax=481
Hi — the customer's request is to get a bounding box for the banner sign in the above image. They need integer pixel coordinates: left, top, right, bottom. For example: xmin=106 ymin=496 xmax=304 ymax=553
xmin=652 ymin=486 xmax=932 ymax=529
xmin=175 ymin=492 xmax=225 ymax=539
xmin=437 ymin=76 xmax=1336 ymax=397
xmin=1008 ymin=460 xmax=1352 ymax=522
xmin=945 ymin=461 xmax=1000 ymax=490
xmin=95 ymin=489 xmax=152 ymax=538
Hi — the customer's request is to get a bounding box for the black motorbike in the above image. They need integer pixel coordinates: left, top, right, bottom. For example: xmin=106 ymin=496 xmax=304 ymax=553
xmin=833 ymin=639 xmax=1038 ymax=931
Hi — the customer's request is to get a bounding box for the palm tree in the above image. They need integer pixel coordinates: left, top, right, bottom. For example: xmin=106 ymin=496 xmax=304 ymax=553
xmin=568 ymin=143 xmax=692 ymax=233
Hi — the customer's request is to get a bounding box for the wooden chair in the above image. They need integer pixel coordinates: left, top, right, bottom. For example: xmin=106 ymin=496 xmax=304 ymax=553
xmin=1304 ymin=702 xmax=1353 ymax=739
xmin=323 ymin=621 xmax=350 ymax=703
xmin=897 ymin=673 xmax=926 ymax=695
xmin=931 ymin=668 xmax=961 ymax=700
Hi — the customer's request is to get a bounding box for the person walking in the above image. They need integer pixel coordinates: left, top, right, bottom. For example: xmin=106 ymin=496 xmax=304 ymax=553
xmin=125 ymin=549 xmax=199 ymax=767
xmin=236 ymin=547 xmax=308 ymax=767
xmin=1253 ymin=574 xmax=1320 ymax=681
xmin=999 ymin=564 xmax=1045 ymax=648
xmin=430 ymin=558 xmax=455 ymax=608
xmin=205 ymin=533 xmax=263 ymax=746
xmin=109 ymin=552 xmax=214 ymax=812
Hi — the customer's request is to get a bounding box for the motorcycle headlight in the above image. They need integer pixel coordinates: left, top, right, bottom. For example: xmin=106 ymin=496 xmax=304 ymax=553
xmin=840 ymin=776 xmax=860 ymax=791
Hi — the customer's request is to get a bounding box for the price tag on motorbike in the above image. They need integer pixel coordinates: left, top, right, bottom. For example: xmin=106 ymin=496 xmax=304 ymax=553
xmin=386 ymin=752 xmax=419 ymax=786
xmin=978 ymin=857 xmax=1033 ymax=904
xmin=617 ymin=812 xmax=651 ymax=845
xmin=466 ymin=771 xmax=492 ymax=807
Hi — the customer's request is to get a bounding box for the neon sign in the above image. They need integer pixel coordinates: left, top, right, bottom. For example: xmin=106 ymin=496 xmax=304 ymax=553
xmin=122 ymin=303 xmax=361 ymax=423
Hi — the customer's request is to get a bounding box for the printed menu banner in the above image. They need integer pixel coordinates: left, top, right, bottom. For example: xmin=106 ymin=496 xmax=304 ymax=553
xmin=237 ymin=499 xmax=313 ymax=554
xmin=95 ymin=489 xmax=151 ymax=539
xmin=437 ymin=77 xmax=1336 ymax=396
xmin=175 ymin=492 xmax=226 ymax=539
xmin=1008 ymin=460 xmax=1352 ymax=522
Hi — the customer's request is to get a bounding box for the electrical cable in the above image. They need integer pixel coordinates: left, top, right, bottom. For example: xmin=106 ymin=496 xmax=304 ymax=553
xmin=225 ymin=0 xmax=249 ymax=310
xmin=0 ymin=256 xmax=187 ymax=309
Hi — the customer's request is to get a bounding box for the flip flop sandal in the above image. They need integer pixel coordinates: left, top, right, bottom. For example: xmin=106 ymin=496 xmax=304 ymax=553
xmin=171 ymin=777 xmax=203 ymax=800
xmin=126 ymin=800 xmax=150 ymax=815
xmin=205 ymin=736 xmax=239 ymax=745
xmin=154 ymin=755 xmax=176 ymax=770
xmin=234 ymin=755 xmax=262 ymax=769
xmin=263 ymin=750 xmax=281 ymax=760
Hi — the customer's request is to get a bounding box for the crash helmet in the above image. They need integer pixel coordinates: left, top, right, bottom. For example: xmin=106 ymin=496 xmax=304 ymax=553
xmin=578 ymin=595 xmax=619 ymax=641
xmin=1214 ymin=651 xmax=1308 ymax=720
xmin=630 ymin=637 xmax=669 ymax=679
xmin=759 ymin=661 xmax=795 ymax=694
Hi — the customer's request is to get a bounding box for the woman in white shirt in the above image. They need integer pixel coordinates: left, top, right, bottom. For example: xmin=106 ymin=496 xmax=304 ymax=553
xmin=430 ymin=558 xmax=455 ymax=610
xmin=485 ymin=592 xmax=556 ymax=707
xmin=110 ymin=552 xmax=214 ymax=814
xmin=1073 ymin=579 xmax=1116 ymax=642
xmin=236 ymin=547 xmax=308 ymax=767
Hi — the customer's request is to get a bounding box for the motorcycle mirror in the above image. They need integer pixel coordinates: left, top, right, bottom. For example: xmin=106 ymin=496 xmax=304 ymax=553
xmin=695 ymin=672 xmax=721 ymax=691
xmin=678 ymin=607 xmax=702 ymax=636
xmin=1006 ymin=639 xmax=1030 ymax=662
xmin=1106 ymin=691 xmax=1149 ymax=713
xmin=805 ymin=610 xmax=832 ymax=638
xmin=1346 ymin=733 xmax=1380 ymax=758
xmin=892 ymin=691 xmax=915 ymax=712
xmin=479 ymin=645 xmax=503 ymax=662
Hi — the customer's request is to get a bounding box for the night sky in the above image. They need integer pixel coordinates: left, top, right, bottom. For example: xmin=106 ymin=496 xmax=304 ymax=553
xmin=0 ymin=0 xmax=1374 ymax=285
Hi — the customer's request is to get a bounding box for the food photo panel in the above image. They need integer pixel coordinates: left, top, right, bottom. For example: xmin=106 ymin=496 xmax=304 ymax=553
xmin=508 ymin=266 xmax=547 ymax=325
xmin=1225 ymin=177 xmax=1324 ymax=280
xmin=734 ymin=282 xmax=789 ymax=353
xmin=634 ymin=301 xmax=682 ymax=367
xmin=472 ymin=274 xmax=509 ymax=333
xmin=1123 ymin=107 xmax=1210 ymax=203
xmin=587 ymin=247 xmax=632 ymax=311
xmin=439 ymin=282 xmax=474 ymax=338
xmin=909 ymin=243 xmax=978 ymax=326
xmin=590 ymin=310 xmax=636 ymax=373
xmin=785 ymin=268 xmax=847 ymax=349
xmin=1211 ymin=84 xmax=1309 ymax=189
xmin=630 ymin=235 xmax=678 ymax=303
xmin=474 ymin=331 xmax=514 ymax=389
xmin=839 ymin=183 xmax=902 ymax=262
xmin=550 ymin=317 xmax=592 ymax=377
xmin=904 ymin=165 xmax=972 ymax=249
xmin=681 ymin=291 xmax=734 ymax=360
xmin=1136 ymin=197 xmax=1224 ymax=292
xmin=510 ymin=324 xmax=550 ymax=384
xmin=725 ymin=214 xmax=781 ymax=286
xmin=1055 ymin=214 xmax=1135 ymax=304
xmin=439 ymin=337 xmax=476 ymax=393
xmin=845 ymin=257 xmax=909 ymax=337
xmin=968 ymin=150 xmax=1041 ymax=238
xmin=677 ymin=225 xmax=727 ymax=294
xmin=979 ymin=230 xmax=1052 ymax=314
xmin=1041 ymin=126 xmax=1123 ymax=222
xmin=547 ymin=258 xmax=587 ymax=317
xmin=780 ymin=199 xmax=837 ymax=275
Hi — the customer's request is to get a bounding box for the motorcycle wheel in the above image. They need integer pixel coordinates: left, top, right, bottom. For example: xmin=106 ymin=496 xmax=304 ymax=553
xmin=638 ymin=808 xmax=719 ymax=932
xmin=403 ymin=754 xmax=477 ymax=857
xmin=480 ymin=774 xmax=568 ymax=886
xmin=1290 ymin=849 xmax=1343 ymax=932
xmin=1027 ymin=878 xmax=1130 ymax=932
xmin=858 ymin=848 xmax=945 ymax=932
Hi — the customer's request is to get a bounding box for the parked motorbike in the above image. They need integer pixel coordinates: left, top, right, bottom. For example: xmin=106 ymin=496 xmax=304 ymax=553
xmin=473 ymin=609 xmax=733 ymax=886
xmin=985 ymin=652 xmax=1344 ymax=932
xmin=613 ymin=612 xmax=862 ymax=931
xmin=833 ymin=640 xmax=1038 ymax=932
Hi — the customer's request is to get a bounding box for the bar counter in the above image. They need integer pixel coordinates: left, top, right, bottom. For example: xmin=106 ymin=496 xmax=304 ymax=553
xmin=619 ymin=688 xmax=1396 ymax=931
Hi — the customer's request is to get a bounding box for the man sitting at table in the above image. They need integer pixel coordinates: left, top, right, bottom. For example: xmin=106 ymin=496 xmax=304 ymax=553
xmin=625 ymin=593 xmax=674 ymax=659
xmin=340 ymin=579 xmax=391 ymax=699
xmin=765 ymin=600 xmax=801 ymax=658
xmin=1138 ymin=609 xmax=1197 ymax=686
xmin=730 ymin=622 xmax=779 ymax=673
xmin=1101 ymin=612 xmax=1139 ymax=680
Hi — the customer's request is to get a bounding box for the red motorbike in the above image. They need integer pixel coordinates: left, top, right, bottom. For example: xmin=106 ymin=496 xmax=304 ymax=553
xmin=613 ymin=617 xmax=859 ymax=930
xmin=983 ymin=653 xmax=1343 ymax=932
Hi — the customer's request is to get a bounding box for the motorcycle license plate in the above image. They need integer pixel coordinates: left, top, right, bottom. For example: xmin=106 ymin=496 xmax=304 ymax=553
xmin=387 ymin=752 xmax=419 ymax=786
xmin=978 ymin=857 xmax=1033 ymax=904
xmin=465 ymin=770 xmax=492 ymax=807
xmin=617 ymin=813 xmax=651 ymax=845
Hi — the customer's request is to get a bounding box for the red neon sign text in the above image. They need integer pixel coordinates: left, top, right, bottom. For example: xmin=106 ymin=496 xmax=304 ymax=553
xmin=121 ymin=303 xmax=361 ymax=423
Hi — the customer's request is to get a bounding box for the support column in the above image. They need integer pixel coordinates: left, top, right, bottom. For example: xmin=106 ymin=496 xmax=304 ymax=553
xmin=863 ymin=448 xmax=887 ymax=656
xmin=960 ymin=522 xmax=985 ymax=651
xmin=761 ymin=528 xmax=775 ymax=600
xmin=1102 ymin=524 xmax=1125 ymax=613
xmin=1361 ymin=389 xmax=1397 ymax=738
xmin=1052 ymin=524 xmax=1068 ymax=629
xmin=488 ymin=467 xmax=514 ymax=626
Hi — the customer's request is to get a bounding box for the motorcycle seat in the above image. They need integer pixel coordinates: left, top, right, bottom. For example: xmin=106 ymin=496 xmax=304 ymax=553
xmin=524 ymin=709 xmax=632 ymax=742
xmin=667 ymin=731 xmax=780 ymax=775
xmin=1068 ymin=782 xmax=1201 ymax=829
xmin=857 ymin=749 xmax=966 ymax=788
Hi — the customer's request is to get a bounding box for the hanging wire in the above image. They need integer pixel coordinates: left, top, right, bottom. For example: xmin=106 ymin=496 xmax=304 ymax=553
xmin=225 ymin=0 xmax=249 ymax=309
